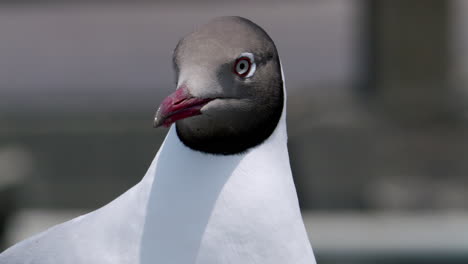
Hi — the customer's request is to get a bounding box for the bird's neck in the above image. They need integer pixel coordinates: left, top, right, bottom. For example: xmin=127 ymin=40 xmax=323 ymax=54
xmin=138 ymin=117 xmax=314 ymax=263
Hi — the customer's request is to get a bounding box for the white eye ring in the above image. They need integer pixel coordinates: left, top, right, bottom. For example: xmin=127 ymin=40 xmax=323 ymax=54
xmin=233 ymin=52 xmax=256 ymax=78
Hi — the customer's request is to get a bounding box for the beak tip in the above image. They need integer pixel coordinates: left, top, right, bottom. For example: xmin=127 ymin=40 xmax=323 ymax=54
xmin=153 ymin=109 xmax=164 ymax=128
xmin=153 ymin=118 xmax=162 ymax=128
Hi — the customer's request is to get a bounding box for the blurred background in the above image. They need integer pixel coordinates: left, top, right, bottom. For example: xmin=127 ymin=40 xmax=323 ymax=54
xmin=1 ymin=0 xmax=468 ymax=263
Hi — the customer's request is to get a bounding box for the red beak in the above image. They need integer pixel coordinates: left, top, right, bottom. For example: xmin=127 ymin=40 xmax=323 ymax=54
xmin=153 ymin=85 xmax=214 ymax=128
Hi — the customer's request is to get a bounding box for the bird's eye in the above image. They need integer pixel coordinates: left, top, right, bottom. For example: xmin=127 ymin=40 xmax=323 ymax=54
xmin=234 ymin=57 xmax=251 ymax=77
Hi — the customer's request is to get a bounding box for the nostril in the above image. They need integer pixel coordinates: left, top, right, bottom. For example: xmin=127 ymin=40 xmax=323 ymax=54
xmin=172 ymin=83 xmax=191 ymax=105
xmin=174 ymin=98 xmax=186 ymax=105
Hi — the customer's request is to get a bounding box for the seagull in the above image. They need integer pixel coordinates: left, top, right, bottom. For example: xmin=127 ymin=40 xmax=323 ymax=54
xmin=0 ymin=16 xmax=316 ymax=264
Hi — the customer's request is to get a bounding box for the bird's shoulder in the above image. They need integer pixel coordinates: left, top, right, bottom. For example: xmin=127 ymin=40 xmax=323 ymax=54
xmin=0 ymin=214 xmax=91 ymax=264
xmin=0 ymin=185 xmax=145 ymax=264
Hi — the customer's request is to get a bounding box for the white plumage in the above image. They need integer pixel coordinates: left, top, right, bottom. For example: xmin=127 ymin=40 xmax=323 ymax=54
xmin=1 ymin=16 xmax=316 ymax=262
xmin=0 ymin=73 xmax=315 ymax=264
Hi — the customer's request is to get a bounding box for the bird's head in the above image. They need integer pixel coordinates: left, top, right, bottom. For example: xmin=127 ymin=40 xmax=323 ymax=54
xmin=154 ymin=16 xmax=283 ymax=155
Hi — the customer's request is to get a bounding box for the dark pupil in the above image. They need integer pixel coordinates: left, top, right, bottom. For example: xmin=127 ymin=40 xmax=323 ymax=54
xmin=239 ymin=62 xmax=246 ymax=70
